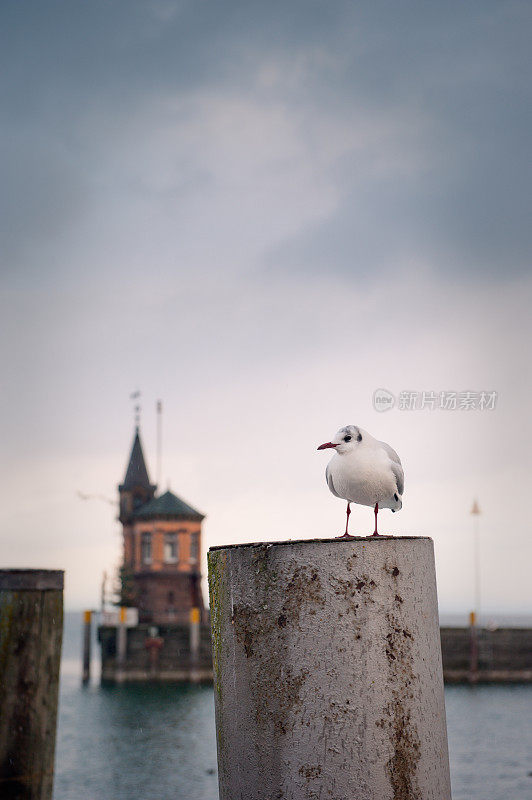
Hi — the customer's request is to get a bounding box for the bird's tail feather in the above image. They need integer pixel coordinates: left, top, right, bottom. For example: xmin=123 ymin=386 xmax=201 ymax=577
xmin=392 ymin=492 xmax=403 ymax=511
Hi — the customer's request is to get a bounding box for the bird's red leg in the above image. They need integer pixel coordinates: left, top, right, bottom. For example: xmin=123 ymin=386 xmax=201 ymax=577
xmin=336 ymin=502 xmax=354 ymax=539
xmin=371 ymin=503 xmax=380 ymax=536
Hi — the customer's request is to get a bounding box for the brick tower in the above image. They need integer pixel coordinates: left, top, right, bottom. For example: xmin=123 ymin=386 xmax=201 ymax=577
xmin=118 ymin=427 xmax=205 ymax=624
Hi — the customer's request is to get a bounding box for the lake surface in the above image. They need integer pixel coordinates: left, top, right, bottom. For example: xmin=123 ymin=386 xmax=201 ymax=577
xmin=54 ymin=613 xmax=532 ymax=799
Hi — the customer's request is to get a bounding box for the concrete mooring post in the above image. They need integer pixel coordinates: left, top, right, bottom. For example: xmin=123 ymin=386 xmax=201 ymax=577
xmin=0 ymin=569 xmax=64 ymax=800
xmin=208 ymin=537 xmax=451 ymax=800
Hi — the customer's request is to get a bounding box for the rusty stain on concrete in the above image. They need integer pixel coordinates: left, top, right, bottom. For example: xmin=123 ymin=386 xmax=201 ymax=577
xmin=231 ymin=561 xmax=325 ymax=738
xmin=381 ymin=608 xmax=422 ymax=799
xmin=298 ymin=764 xmax=322 ymax=779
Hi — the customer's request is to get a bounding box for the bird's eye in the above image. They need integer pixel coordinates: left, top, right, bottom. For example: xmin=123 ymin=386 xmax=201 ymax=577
xmin=343 ymin=435 xmax=352 ymax=442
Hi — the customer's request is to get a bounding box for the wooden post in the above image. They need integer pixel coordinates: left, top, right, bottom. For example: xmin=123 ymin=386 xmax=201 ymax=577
xmin=190 ymin=606 xmax=200 ymax=682
xmin=116 ymin=606 xmax=127 ymax=683
xmin=0 ymin=569 xmax=64 ymax=800
xmin=208 ymin=537 xmax=451 ymax=800
xmin=145 ymin=631 xmax=164 ymax=676
xmin=82 ymin=609 xmax=92 ymax=685
xmin=469 ymin=610 xmax=479 ymax=684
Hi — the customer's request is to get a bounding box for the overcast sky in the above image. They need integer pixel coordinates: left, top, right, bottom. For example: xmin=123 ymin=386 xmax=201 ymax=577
xmin=1 ymin=0 xmax=531 ymax=615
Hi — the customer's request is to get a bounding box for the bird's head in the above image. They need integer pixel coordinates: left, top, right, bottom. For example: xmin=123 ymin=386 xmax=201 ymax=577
xmin=317 ymin=425 xmax=364 ymax=455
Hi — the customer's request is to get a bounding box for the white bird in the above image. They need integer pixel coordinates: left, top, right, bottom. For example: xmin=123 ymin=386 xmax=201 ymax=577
xmin=317 ymin=425 xmax=404 ymax=537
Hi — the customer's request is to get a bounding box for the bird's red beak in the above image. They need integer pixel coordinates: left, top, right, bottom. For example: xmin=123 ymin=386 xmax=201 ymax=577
xmin=317 ymin=442 xmax=337 ymax=450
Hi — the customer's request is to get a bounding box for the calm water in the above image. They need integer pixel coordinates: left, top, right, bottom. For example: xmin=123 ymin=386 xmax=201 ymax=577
xmin=54 ymin=614 xmax=532 ymax=800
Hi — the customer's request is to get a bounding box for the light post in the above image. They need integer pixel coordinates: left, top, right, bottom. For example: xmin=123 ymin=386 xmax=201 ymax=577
xmin=469 ymin=499 xmax=481 ymax=682
xmin=471 ymin=499 xmax=481 ymax=623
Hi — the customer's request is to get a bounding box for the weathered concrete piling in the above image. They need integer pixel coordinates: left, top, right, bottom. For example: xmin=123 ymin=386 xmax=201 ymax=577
xmin=0 ymin=569 xmax=64 ymax=800
xmin=208 ymin=537 xmax=451 ymax=800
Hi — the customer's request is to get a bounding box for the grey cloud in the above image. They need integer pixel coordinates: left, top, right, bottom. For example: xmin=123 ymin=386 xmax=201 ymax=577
xmin=1 ymin=133 xmax=90 ymax=266
xmin=1 ymin=0 xmax=530 ymax=280
xmin=261 ymin=3 xmax=532 ymax=279
xmin=265 ymin=127 xmax=532 ymax=281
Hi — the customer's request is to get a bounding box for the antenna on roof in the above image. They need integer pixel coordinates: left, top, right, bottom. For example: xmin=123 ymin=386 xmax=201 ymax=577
xmin=130 ymin=390 xmax=141 ymax=429
xmin=156 ymin=399 xmax=163 ymax=489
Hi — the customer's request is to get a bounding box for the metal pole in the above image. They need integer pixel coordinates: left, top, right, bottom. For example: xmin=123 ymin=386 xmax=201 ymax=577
xmin=469 ymin=500 xmax=481 ymax=682
xmin=470 ymin=499 xmax=481 ymax=622
xmin=156 ymin=399 xmax=162 ymax=489
xmin=82 ymin=609 xmax=92 ymax=685
xmin=474 ymin=513 xmax=481 ymax=620
xmin=101 ymin=571 xmax=107 ymax=614
xmin=0 ymin=569 xmax=64 ymax=800
xmin=208 ymin=537 xmax=451 ymax=800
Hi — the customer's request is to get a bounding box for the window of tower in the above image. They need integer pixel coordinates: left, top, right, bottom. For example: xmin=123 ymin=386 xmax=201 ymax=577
xmin=164 ymin=533 xmax=178 ymax=563
xmin=190 ymin=532 xmax=199 ymax=563
xmin=141 ymin=532 xmax=152 ymax=564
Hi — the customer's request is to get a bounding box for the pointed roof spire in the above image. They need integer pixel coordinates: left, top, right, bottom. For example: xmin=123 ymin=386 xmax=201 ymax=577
xmin=120 ymin=427 xmax=153 ymax=490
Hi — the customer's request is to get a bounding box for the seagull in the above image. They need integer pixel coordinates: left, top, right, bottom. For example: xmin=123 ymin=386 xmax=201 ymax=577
xmin=317 ymin=425 xmax=404 ymax=538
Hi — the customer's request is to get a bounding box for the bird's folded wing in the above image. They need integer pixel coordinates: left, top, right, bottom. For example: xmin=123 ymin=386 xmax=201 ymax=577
xmin=390 ymin=460 xmax=404 ymax=496
xmin=326 ymin=464 xmax=342 ymax=498
xmin=378 ymin=441 xmax=404 ymax=495
xmin=378 ymin=440 xmax=402 ymax=466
